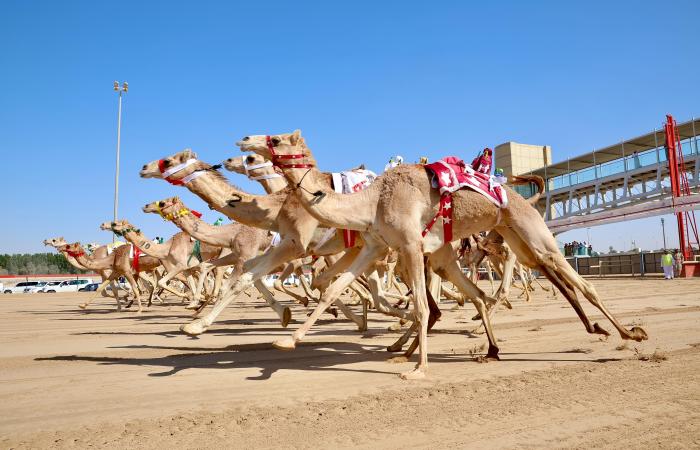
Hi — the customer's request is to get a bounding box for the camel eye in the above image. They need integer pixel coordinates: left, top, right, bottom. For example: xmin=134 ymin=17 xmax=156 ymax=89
xmin=111 ymin=222 xmax=116 ymax=227
xmin=271 ymin=136 xmax=281 ymax=145
xmin=159 ymin=201 xmax=165 ymax=207
xmin=243 ymin=136 xmax=250 ymax=141
xmin=246 ymin=155 xmax=255 ymax=163
xmin=162 ymin=159 xmax=171 ymax=168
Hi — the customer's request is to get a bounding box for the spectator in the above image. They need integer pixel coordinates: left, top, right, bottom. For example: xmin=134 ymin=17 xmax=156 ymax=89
xmin=674 ymin=249 xmax=683 ymax=277
xmin=661 ymin=250 xmax=674 ymax=280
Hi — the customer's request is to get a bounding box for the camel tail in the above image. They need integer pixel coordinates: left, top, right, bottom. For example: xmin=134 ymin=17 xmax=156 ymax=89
xmin=510 ymin=175 xmax=545 ymax=206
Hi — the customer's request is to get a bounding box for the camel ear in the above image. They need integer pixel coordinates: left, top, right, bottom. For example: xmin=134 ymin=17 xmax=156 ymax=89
xmin=289 ymin=129 xmax=302 ymax=145
xmin=183 ymin=148 xmax=198 ymax=160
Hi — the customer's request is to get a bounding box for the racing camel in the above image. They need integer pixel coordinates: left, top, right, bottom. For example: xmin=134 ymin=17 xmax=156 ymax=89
xmin=238 ymin=130 xmax=648 ymax=379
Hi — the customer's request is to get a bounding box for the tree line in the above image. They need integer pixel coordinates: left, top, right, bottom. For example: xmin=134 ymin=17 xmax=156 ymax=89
xmin=0 ymin=253 xmax=86 ymax=275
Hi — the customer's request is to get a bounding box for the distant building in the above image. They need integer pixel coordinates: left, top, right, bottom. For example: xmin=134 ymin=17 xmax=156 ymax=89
xmin=494 ymin=141 xmax=551 ymax=198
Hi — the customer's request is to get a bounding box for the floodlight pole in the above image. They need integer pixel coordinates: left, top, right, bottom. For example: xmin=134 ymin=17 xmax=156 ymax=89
xmin=112 ymin=81 xmax=128 ymax=241
xmin=661 ymin=218 xmax=667 ymax=250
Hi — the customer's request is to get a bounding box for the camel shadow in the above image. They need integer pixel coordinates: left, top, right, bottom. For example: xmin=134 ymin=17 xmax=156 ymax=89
xmin=34 ymin=341 xmax=404 ymax=380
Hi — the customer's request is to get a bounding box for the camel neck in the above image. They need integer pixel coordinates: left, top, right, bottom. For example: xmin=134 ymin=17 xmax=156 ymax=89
xmin=122 ymin=229 xmax=169 ymax=259
xmin=169 ymin=207 xmax=238 ymax=247
xmin=59 ymin=250 xmax=88 ymax=271
xmin=281 ymin=166 xmax=375 ymax=231
xmin=184 ymin=171 xmax=285 ymax=231
xmin=74 ymin=249 xmax=113 ymax=271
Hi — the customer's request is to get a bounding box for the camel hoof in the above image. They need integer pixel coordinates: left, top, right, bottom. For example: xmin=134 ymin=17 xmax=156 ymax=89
xmin=593 ymin=322 xmax=611 ymax=336
xmin=629 ymin=326 xmax=648 ymax=342
xmin=486 ymin=347 xmax=500 ymax=361
xmin=388 ymin=322 xmax=402 ymax=332
xmin=78 ymin=303 xmax=87 ymax=310
xmin=399 ymin=368 xmax=426 ymax=380
xmin=387 ymin=343 xmax=404 ymax=352
xmin=185 ymin=301 xmax=201 ymax=310
xmin=358 ymin=324 xmax=368 ymax=333
xmin=272 ymin=338 xmax=296 ymax=351
xmin=180 ymin=319 xmax=208 ymax=336
xmin=281 ymin=307 xmax=292 ymax=328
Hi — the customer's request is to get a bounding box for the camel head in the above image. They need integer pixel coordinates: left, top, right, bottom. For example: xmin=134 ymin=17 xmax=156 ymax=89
xmin=224 ymin=153 xmax=281 ymax=178
xmin=44 ymin=237 xmax=67 ymax=248
xmin=143 ymin=196 xmax=182 ymax=218
xmin=140 ymin=149 xmax=199 ymax=179
xmin=100 ymin=219 xmax=137 ymax=236
xmin=236 ymin=130 xmax=310 ymax=162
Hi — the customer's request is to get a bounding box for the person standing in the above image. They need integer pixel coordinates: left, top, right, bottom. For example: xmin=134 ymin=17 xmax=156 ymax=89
xmin=674 ymin=249 xmax=683 ymax=277
xmin=661 ymin=250 xmax=675 ymax=280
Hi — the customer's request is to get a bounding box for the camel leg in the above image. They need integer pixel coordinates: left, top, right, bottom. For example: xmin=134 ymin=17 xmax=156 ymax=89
xmin=254 ymin=279 xmax=292 ymax=327
xmin=311 ymin=247 xmax=360 ymax=291
xmin=396 ymin=243 xmax=429 ymax=379
xmin=499 ymin=224 xmax=646 ymax=341
xmin=181 ymin=240 xmax=305 ymax=336
xmin=271 ymin=241 xmax=387 ymax=349
xmin=80 ymin=275 xmax=120 ymax=310
xmin=123 ymin=272 xmax=143 ymax=313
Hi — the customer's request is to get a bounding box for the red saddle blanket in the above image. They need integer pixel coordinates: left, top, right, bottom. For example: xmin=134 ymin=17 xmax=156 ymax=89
xmin=423 ymin=156 xmax=507 ymax=242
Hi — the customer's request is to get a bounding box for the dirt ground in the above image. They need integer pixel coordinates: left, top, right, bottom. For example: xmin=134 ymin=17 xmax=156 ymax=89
xmin=1 ymin=277 xmax=699 ymax=449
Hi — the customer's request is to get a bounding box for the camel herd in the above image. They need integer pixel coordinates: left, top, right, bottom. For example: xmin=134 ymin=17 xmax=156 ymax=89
xmin=45 ymin=130 xmax=648 ymax=379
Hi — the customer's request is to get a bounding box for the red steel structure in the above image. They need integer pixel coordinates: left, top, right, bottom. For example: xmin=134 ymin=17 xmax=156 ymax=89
xmin=664 ymin=114 xmax=699 ymax=262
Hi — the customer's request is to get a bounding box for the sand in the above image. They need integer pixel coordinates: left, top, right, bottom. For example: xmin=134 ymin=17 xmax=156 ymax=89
xmin=1 ymin=277 xmax=699 ymax=449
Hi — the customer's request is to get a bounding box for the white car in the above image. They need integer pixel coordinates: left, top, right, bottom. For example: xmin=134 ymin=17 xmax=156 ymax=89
xmin=40 ymin=281 xmax=63 ymax=292
xmin=25 ymin=281 xmax=49 ymax=293
xmin=4 ymin=281 xmax=40 ymax=294
xmin=44 ymin=279 xmax=93 ymax=293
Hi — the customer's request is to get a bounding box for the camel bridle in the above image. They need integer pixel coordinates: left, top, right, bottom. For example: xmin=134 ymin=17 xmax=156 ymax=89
xmin=243 ymin=158 xmax=283 ymax=181
xmin=158 ymin=158 xmax=222 ymax=186
xmin=263 ymin=135 xmax=324 ymax=199
xmin=155 ymin=203 xmax=202 ymax=221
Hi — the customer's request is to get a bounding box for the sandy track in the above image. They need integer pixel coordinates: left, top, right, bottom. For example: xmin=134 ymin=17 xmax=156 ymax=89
xmin=1 ymin=277 xmax=699 ymax=448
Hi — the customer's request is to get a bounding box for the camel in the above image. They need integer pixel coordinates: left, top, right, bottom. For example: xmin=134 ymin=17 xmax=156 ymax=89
xmin=238 ymin=130 xmax=648 ymax=379
xmin=61 ymin=242 xmax=161 ymax=312
xmin=44 ymin=237 xmax=130 ymax=303
xmin=100 ymin=220 xmax=222 ymax=305
xmin=140 ymin=150 xmax=372 ymax=336
xmin=141 ymin=198 xmax=294 ymax=327
xmin=225 ymin=153 xmax=383 ymax=310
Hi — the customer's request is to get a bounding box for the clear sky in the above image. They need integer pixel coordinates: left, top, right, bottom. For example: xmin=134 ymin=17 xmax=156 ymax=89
xmin=1 ymin=0 xmax=698 ymax=254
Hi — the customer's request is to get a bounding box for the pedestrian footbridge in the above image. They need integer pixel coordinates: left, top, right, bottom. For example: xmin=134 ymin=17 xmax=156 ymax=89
xmin=518 ymin=117 xmax=700 ymax=234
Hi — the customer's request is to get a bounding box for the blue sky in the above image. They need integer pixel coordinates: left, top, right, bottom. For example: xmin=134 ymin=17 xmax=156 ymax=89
xmin=0 ymin=0 xmax=697 ymax=253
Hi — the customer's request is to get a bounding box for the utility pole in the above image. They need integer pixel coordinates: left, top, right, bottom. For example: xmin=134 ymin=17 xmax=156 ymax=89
xmin=661 ymin=217 xmax=667 ymax=250
xmin=113 ymin=81 xmax=128 ymax=241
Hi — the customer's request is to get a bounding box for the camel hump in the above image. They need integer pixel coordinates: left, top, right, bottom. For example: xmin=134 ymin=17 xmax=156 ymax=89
xmin=510 ymin=175 xmax=545 ymax=205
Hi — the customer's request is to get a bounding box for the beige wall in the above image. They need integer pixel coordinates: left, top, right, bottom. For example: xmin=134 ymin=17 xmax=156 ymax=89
xmin=494 ymin=142 xmax=551 ymax=177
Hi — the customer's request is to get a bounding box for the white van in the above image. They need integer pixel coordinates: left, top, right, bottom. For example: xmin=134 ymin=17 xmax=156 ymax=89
xmin=45 ymin=279 xmax=93 ymax=293
xmin=4 ymin=281 xmax=40 ymax=294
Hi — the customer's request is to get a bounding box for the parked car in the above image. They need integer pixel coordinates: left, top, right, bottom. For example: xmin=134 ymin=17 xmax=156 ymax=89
xmin=40 ymin=281 xmax=63 ymax=292
xmin=4 ymin=281 xmax=40 ymax=294
xmin=79 ymin=283 xmax=100 ymax=292
xmin=24 ymin=281 xmax=49 ymax=293
xmin=44 ymin=278 xmax=93 ymax=293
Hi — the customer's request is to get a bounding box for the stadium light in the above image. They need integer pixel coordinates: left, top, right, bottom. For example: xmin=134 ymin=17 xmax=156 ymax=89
xmin=112 ymin=81 xmax=128 ymax=241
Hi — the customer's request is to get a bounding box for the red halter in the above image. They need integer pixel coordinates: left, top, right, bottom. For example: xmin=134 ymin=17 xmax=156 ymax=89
xmin=266 ymin=135 xmax=313 ymax=169
xmin=158 ymin=159 xmax=185 ymax=186
xmin=64 ymin=249 xmax=85 ymax=258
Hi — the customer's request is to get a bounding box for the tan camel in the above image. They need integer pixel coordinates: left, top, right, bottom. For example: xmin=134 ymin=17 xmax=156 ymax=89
xmin=62 ymin=242 xmax=161 ymax=312
xmin=225 ymin=153 xmax=378 ymax=310
xmin=238 ymin=130 xmax=648 ymax=379
xmin=100 ymin=220 xmax=222 ymax=305
xmin=44 ymin=237 xmax=131 ymax=304
xmin=141 ymin=197 xmax=294 ymax=326
xmin=140 ymin=151 xmax=368 ymax=335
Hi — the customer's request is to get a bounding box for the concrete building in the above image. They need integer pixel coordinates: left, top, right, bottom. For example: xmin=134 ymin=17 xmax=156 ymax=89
xmin=494 ymin=142 xmax=552 ymax=177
